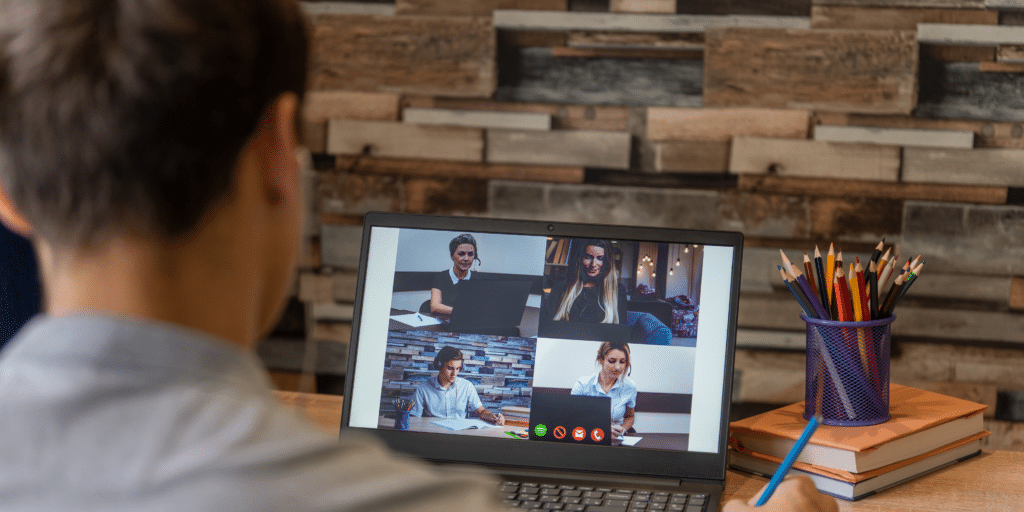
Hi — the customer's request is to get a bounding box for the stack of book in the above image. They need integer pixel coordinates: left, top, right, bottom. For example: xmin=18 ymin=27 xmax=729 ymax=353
xmin=729 ymin=384 xmax=988 ymax=500
xmin=502 ymin=405 xmax=531 ymax=427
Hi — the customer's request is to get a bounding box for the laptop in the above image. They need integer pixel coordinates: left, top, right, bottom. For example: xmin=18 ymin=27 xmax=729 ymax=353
xmin=447 ymin=278 xmax=534 ymax=336
xmin=342 ymin=212 xmax=744 ymax=512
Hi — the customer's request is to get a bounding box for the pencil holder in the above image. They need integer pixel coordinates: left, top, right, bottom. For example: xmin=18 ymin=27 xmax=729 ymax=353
xmin=802 ymin=314 xmax=894 ymax=427
xmin=394 ymin=408 xmax=410 ymax=430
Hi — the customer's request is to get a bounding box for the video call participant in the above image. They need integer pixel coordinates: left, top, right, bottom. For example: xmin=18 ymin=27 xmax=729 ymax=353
xmin=426 ymin=233 xmax=480 ymax=317
xmin=544 ymin=239 xmax=626 ymax=324
xmin=412 ymin=346 xmax=504 ymax=425
xmin=571 ymin=342 xmax=636 ymax=439
xmin=0 ymin=1 xmax=835 ymax=509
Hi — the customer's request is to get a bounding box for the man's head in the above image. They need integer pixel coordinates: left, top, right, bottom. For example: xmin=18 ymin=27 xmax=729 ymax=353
xmin=434 ymin=346 xmax=464 ymax=386
xmin=0 ymin=0 xmax=308 ymax=252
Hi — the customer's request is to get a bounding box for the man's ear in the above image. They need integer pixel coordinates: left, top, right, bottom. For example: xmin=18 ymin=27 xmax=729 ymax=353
xmin=260 ymin=92 xmax=301 ymax=205
xmin=0 ymin=181 xmax=33 ymax=237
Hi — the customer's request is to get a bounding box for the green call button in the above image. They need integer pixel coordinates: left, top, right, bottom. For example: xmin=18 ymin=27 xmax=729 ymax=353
xmin=534 ymin=424 xmax=547 ymax=437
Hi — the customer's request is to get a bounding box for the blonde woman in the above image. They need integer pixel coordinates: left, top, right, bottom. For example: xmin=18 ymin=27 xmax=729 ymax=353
xmin=544 ymin=239 xmax=626 ymax=324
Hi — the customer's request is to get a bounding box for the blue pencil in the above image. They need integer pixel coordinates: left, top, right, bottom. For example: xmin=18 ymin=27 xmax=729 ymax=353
xmin=755 ymin=414 xmax=823 ymax=507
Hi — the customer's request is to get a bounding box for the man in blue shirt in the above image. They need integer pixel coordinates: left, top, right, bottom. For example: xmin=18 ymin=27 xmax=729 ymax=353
xmin=412 ymin=346 xmax=504 ymax=425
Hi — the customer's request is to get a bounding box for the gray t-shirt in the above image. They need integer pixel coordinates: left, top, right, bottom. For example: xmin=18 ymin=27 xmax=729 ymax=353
xmin=0 ymin=314 xmax=502 ymax=511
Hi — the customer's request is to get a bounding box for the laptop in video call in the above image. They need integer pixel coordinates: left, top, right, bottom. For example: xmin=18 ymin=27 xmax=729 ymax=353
xmin=341 ymin=212 xmax=744 ymax=512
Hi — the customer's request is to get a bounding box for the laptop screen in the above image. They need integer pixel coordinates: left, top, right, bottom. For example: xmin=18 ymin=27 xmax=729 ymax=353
xmin=343 ymin=213 xmax=742 ymax=480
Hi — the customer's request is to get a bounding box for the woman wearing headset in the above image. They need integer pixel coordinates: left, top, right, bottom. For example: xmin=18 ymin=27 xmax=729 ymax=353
xmin=411 ymin=346 xmax=504 ymax=425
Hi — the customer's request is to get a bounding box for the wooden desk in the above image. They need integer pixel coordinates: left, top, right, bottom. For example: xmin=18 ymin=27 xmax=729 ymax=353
xmin=277 ymin=391 xmax=1024 ymax=510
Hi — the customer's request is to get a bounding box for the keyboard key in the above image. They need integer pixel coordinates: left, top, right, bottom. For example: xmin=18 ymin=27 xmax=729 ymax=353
xmin=540 ymin=496 xmax=560 ymax=503
xmin=501 ymin=485 xmax=521 ymax=493
xmin=565 ymin=506 xmax=586 ymax=512
xmin=583 ymin=498 xmax=604 ymax=506
xmin=560 ymin=485 xmax=578 ymax=490
xmin=583 ymin=492 xmax=605 ymax=499
xmin=684 ymin=506 xmax=704 ymax=512
xmin=523 ymin=483 xmax=540 ymax=487
xmin=543 ymin=504 xmax=564 ymax=510
xmin=652 ymin=496 xmax=669 ymax=503
xmin=562 ymin=498 xmax=582 ymax=504
xmin=541 ymin=484 xmax=559 ymax=489
xmin=541 ymin=489 xmax=561 ymax=496
xmin=596 ymin=488 xmax=614 ymax=493
xmin=521 ymin=487 xmax=541 ymax=495
xmin=582 ymin=506 xmax=627 ymax=512
xmin=521 ymin=495 xmax=540 ymax=502
xmin=561 ymin=490 xmax=583 ymax=498
xmin=615 ymin=489 xmax=636 ymax=495
xmin=522 ymin=503 xmax=543 ymax=509
xmin=606 ymin=493 xmax=633 ymax=501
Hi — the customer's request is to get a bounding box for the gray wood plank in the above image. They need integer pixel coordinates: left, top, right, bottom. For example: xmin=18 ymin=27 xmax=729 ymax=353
xmin=917 ymin=62 xmax=1024 ymax=122
xmin=301 ymin=1 xmax=396 ymax=16
xmin=402 ymin=108 xmax=551 ymax=131
xmin=320 ymin=224 xmax=364 ymax=269
xmin=327 ymin=119 xmax=484 ymax=162
xmin=493 ymin=9 xmax=810 ymax=32
xmin=813 ymin=0 xmax=984 ymax=7
xmin=813 ymin=125 xmax=974 ymax=149
xmin=486 ymin=129 xmax=632 ymax=169
xmin=903 ymin=147 xmax=1024 ymax=187
xmin=705 ymin=28 xmax=917 ymax=115
xmin=902 ymin=201 xmax=1024 ymax=276
xmin=653 ymin=140 xmax=730 ymax=172
xmin=918 ymin=23 xmax=1024 ymax=46
xmin=495 ymin=47 xmax=703 ymax=107
xmin=730 ymin=137 xmax=901 ymax=181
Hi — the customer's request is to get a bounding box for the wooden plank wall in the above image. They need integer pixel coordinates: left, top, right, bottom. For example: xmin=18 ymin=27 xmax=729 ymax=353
xmin=276 ymin=0 xmax=1024 ymax=447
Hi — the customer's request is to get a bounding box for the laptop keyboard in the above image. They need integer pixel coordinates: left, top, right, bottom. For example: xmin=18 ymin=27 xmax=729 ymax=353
xmin=500 ymin=481 xmax=709 ymax=512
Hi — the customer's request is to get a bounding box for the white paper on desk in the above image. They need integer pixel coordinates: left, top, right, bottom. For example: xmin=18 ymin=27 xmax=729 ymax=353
xmin=619 ymin=436 xmax=643 ymax=447
xmin=431 ymin=418 xmax=500 ymax=431
xmin=390 ymin=313 xmax=442 ymax=327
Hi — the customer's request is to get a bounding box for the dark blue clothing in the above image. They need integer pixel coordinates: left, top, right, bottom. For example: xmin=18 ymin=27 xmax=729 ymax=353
xmin=1 ymin=224 xmax=40 ymax=348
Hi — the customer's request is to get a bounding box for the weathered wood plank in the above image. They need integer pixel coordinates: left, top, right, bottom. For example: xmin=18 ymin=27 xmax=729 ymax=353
xmin=812 ymin=0 xmax=985 ymax=7
xmin=320 ymin=224 xmax=363 ymax=269
xmin=729 ymin=137 xmax=901 ymax=181
xmin=647 ymin=107 xmax=810 ymax=142
xmin=611 ymin=0 xmax=675 ymax=13
xmin=704 ymin=28 xmax=918 ymax=114
xmin=997 ymin=44 xmax=1024 ymax=63
xmin=326 ymin=119 xmax=483 ymax=162
xmin=911 ymin=273 xmax=1014 ymax=304
xmin=735 ymin=329 xmax=805 ymax=350
xmin=676 ymin=0 xmax=811 ymax=16
xmin=299 ymin=272 xmax=335 ymax=303
xmin=311 ymin=302 xmax=354 ymax=322
xmin=401 ymin=95 xmax=631 ymax=131
xmin=494 ymin=47 xmax=703 ymax=107
xmin=811 ymin=5 xmax=997 ymax=30
xmin=813 ymin=111 xmax=1024 ymax=149
xmin=922 ymin=44 xmax=995 ymax=62
xmin=903 ymin=201 xmax=1024 ymax=276
xmin=549 ymin=46 xmax=703 ymax=59
xmin=402 ymin=107 xmax=551 ymax=131
xmin=813 ymin=125 xmax=974 ymax=148
xmin=301 ymin=2 xmax=396 ymax=16
xmin=338 ymin=156 xmax=586 ymax=183
xmin=739 ymin=293 xmax=1024 ymax=344
xmin=736 ymin=174 xmax=1008 ymax=204
xmin=396 ymin=0 xmax=566 ymax=16
xmin=302 ymin=121 xmax=328 ymax=154
xmin=403 ymin=177 xmax=489 ymax=216
xmin=309 ymin=15 xmax=495 ymax=97
xmin=919 ymin=23 xmax=1024 ymax=46
xmin=303 ymin=91 xmax=401 ymax=122
xmin=1012 ymin=277 xmax=1024 ymax=311
xmin=903 ymin=147 xmax=1024 ymax=187
xmin=499 ymin=29 xmax=569 ymax=48
xmin=917 ymin=61 xmax=1024 ymax=122
xmin=566 ymin=31 xmax=703 ymax=50
xmin=979 ymin=61 xmax=1024 ymax=72
xmin=315 ymin=171 xmax=400 ymax=217
xmin=486 ymin=129 xmax=632 ymax=169
xmin=653 ymin=140 xmax=730 ymax=172
xmin=492 ymin=10 xmax=811 ymax=32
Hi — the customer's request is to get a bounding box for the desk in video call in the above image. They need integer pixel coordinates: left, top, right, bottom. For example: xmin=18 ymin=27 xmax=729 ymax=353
xmin=388 ymin=307 xmax=540 ymax=338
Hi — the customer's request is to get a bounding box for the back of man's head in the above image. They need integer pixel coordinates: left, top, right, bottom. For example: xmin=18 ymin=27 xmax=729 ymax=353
xmin=0 ymin=0 xmax=308 ymax=253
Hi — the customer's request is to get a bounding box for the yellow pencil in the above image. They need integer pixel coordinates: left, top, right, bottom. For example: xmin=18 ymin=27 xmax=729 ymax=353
xmin=825 ymin=243 xmax=835 ymax=313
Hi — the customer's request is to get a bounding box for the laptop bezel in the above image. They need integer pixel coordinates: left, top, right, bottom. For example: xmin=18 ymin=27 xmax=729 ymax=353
xmin=340 ymin=212 xmax=742 ymax=483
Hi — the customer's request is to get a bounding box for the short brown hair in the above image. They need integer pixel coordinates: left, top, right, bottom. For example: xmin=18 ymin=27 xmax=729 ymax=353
xmin=434 ymin=346 xmax=464 ymax=370
xmin=0 ymin=0 xmax=309 ymax=251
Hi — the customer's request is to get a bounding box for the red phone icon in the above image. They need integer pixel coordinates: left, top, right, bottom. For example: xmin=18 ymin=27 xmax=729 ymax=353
xmin=553 ymin=426 xmax=567 ymax=439
xmin=591 ymin=428 xmax=604 ymax=442
xmin=572 ymin=427 xmax=586 ymax=441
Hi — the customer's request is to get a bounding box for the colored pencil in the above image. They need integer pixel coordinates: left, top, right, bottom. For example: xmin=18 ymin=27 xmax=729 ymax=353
xmin=780 ymin=267 xmax=814 ymax=318
xmin=803 ymin=251 xmax=818 ymax=300
xmin=779 ymin=249 xmax=797 ymax=278
xmin=825 ymin=243 xmax=835 ymax=314
xmin=868 ymin=260 xmax=879 ymax=320
xmin=756 ymin=415 xmax=823 ymax=507
xmin=790 ymin=267 xmax=830 ymax=321
xmin=869 ymin=239 xmax=885 ymax=265
xmin=813 ymin=246 xmax=829 ymax=315
xmin=880 ymin=272 xmax=906 ymax=318
xmin=878 ymin=255 xmax=898 ymax=291
xmin=854 ymin=258 xmax=870 ymax=322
